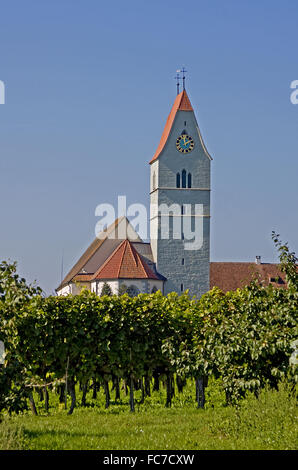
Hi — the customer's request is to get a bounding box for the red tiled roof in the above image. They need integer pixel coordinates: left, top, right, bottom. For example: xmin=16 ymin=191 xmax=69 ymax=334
xmin=56 ymin=217 xmax=144 ymax=291
xmin=72 ymin=274 xmax=93 ymax=282
xmin=56 ymin=218 xmax=122 ymax=290
xmin=150 ymin=90 xmax=193 ymax=164
xmin=178 ymin=90 xmax=193 ymax=111
xmin=92 ymin=239 xmax=159 ymax=280
xmin=210 ymin=262 xmax=287 ymax=292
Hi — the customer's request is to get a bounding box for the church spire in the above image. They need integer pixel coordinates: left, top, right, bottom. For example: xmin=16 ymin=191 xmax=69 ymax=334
xmin=150 ymin=89 xmax=193 ymax=164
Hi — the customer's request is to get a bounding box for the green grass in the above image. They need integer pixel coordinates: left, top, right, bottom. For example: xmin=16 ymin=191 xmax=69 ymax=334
xmin=0 ymin=379 xmax=297 ymax=450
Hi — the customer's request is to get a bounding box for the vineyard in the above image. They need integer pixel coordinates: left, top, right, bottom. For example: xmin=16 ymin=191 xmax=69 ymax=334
xmin=0 ymin=233 xmax=297 ymax=418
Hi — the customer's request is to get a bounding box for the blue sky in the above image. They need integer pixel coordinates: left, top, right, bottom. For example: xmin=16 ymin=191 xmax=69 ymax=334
xmin=0 ymin=0 xmax=297 ymax=294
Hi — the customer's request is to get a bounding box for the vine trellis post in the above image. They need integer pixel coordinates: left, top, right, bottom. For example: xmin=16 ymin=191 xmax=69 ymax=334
xmin=65 ymin=355 xmax=69 ymax=410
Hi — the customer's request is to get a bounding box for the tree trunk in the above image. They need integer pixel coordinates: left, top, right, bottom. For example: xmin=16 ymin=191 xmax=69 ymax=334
xmin=196 ymin=376 xmax=206 ymax=409
xmin=145 ymin=376 xmax=151 ymax=397
xmin=153 ymin=374 xmax=160 ymax=392
xmin=104 ymin=380 xmax=110 ymax=409
xmin=67 ymin=378 xmax=76 ymax=415
xmin=111 ymin=377 xmax=115 ymax=391
xmin=81 ymin=382 xmax=88 ymax=407
xmin=65 ymin=356 xmax=69 ymax=410
xmin=129 ymin=376 xmax=135 ymax=412
xmin=139 ymin=377 xmax=145 ymax=404
xmin=92 ymin=378 xmax=97 ymax=399
xmin=176 ymin=375 xmax=186 ymax=393
xmin=134 ymin=379 xmax=141 ymax=391
xmin=171 ymin=376 xmax=175 ymax=398
xmin=44 ymin=386 xmax=49 ymax=412
xmin=59 ymin=384 xmax=65 ymax=403
xmin=38 ymin=389 xmax=44 ymax=401
xmin=114 ymin=377 xmax=120 ymax=401
xmin=166 ymin=373 xmax=172 ymax=407
xmin=29 ymin=392 xmax=38 ymax=416
xmin=122 ymin=379 xmax=128 ymax=396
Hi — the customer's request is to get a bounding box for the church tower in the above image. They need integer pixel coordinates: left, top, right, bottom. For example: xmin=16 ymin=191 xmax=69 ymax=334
xmin=149 ymin=87 xmax=212 ymax=298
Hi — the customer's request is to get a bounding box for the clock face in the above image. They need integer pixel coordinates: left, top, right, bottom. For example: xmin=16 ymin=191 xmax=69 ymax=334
xmin=176 ymin=133 xmax=194 ymax=154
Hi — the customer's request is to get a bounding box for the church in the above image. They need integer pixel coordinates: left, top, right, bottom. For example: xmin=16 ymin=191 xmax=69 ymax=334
xmin=56 ymin=82 xmax=286 ymax=297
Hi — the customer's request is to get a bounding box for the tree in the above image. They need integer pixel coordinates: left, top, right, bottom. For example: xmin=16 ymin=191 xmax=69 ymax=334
xmin=100 ymin=282 xmax=112 ymax=297
xmin=126 ymin=285 xmax=139 ymax=297
xmin=272 ymin=231 xmax=298 ymax=290
xmin=117 ymin=284 xmax=128 ymax=296
xmin=0 ymin=261 xmax=42 ymax=310
xmin=0 ymin=261 xmax=42 ymax=414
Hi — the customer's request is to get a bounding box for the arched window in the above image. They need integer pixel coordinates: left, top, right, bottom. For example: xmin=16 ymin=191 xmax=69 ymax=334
xmin=177 ymin=170 xmax=192 ymax=189
xmin=182 ymin=169 xmax=187 ymax=188
xmin=126 ymin=285 xmax=140 ymax=297
xmin=188 ymin=172 xmax=192 ymax=188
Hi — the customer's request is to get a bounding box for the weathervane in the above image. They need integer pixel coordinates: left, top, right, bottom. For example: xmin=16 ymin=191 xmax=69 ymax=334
xmin=174 ymin=70 xmax=181 ymax=95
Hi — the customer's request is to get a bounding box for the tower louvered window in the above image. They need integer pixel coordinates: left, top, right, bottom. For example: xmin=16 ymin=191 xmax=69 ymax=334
xmin=176 ymin=170 xmax=192 ymax=188
xmin=182 ymin=169 xmax=187 ymax=188
xmin=188 ymin=172 xmax=192 ymax=188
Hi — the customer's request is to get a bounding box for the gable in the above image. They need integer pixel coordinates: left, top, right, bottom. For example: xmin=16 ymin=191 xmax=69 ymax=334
xmin=92 ymin=239 xmax=160 ymax=280
xmin=56 ymin=216 xmax=142 ymax=291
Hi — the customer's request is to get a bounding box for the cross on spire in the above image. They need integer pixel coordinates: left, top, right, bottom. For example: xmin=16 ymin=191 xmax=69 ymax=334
xmin=176 ymin=67 xmax=187 ymax=92
xmin=181 ymin=67 xmax=187 ymax=90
